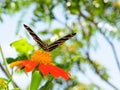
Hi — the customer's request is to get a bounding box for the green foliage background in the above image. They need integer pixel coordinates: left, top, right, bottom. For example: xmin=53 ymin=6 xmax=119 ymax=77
xmin=0 ymin=0 xmax=120 ymax=90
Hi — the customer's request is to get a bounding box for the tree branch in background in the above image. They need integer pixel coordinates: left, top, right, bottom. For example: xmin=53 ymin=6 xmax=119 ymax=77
xmin=79 ymin=12 xmax=120 ymax=74
xmin=76 ymin=62 xmax=101 ymax=89
xmin=86 ymin=35 xmax=119 ymax=90
xmin=86 ymin=52 xmax=119 ymax=90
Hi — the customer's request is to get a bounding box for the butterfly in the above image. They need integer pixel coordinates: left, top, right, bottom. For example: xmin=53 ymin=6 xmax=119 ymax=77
xmin=24 ymin=24 xmax=76 ymax=52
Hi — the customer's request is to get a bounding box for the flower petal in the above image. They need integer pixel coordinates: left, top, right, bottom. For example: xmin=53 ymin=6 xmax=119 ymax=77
xmin=39 ymin=64 xmax=49 ymax=75
xmin=21 ymin=60 xmax=38 ymax=72
xmin=10 ymin=61 xmax=24 ymax=68
xmin=39 ymin=64 xmax=70 ymax=80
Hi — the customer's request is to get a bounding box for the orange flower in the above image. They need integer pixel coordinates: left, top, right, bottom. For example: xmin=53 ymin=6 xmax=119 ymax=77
xmin=10 ymin=50 xmax=70 ymax=80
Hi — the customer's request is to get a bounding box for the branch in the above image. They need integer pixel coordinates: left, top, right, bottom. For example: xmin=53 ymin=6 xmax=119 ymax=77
xmin=86 ymin=52 xmax=119 ymax=90
xmin=80 ymin=12 xmax=120 ymax=76
xmin=86 ymin=37 xmax=119 ymax=90
xmin=76 ymin=62 xmax=102 ymax=89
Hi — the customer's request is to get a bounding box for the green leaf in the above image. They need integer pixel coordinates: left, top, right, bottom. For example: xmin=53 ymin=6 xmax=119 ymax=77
xmin=72 ymin=55 xmax=87 ymax=63
xmin=102 ymin=72 xmax=109 ymax=81
xmin=72 ymin=55 xmax=81 ymax=62
xmin=38 ymin=30 xmax=48 ymax=35
xmin=10 ymin=38 xmax=34 ymax=55
xmin=0 ymin=16 xmax=3 ymax=22
xmin=7 ymin=54 xmax=28 ymax=64
xmin=39 ymin=81 xmax=53 ymax=90
xmin=30 ymin=70 xmax=42 ymax=90
xmin=16 ymin=54 xmax=28 ymax=60
xmin=6 ymin=58 xmax=15 ymax=64
xmin=92 ymin=61 xmax=109 ymax=80
xmin=53 ymin=28 xmax=61 ymax=34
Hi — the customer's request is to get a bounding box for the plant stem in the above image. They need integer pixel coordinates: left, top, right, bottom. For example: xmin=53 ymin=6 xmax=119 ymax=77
xmin=0 ymin=45 xmax=17 ymax=88
xmin=0 ymin=63 xmax=8 ymax=77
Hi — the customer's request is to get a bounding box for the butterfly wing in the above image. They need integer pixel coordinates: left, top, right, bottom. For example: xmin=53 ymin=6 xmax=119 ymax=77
xmin=24 ymin=24 xmax=49 ymax=51
xmin=48 ymin=33 xmax=76 ymax=51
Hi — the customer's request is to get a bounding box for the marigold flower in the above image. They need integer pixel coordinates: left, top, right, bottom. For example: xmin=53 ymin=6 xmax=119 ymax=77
xmin=10 ymin=50 xmax=70 ymax=80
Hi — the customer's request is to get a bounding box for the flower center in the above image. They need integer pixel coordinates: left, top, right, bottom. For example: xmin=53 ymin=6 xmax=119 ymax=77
xmin=31 ymin=50 xmax=52 ymax=64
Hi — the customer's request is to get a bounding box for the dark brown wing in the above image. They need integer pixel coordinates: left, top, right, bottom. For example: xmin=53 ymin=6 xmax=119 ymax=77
xmin=23 ymin=24 xmax=49 ymax=51
xmin=48 ymin=33 xmax=76 ymax=51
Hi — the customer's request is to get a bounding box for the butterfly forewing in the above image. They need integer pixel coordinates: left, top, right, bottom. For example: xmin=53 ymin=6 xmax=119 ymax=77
xmin=23 ymin=24 xmax=48 ymax=51
xmin=48 ymin=33 xmax=76 ymax=51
